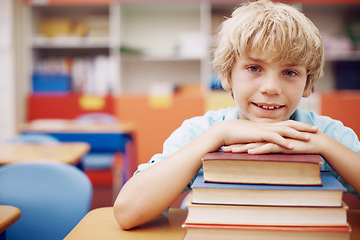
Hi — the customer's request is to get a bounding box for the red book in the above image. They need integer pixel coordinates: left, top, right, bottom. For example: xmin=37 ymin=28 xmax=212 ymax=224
xmin=202 ymin=152 xmax=323 ymax=185
xmin=182 ymin=222 xmax=351 ymax=240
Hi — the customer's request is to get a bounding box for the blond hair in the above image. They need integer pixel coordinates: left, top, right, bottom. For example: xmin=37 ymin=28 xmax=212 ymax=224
xmin=213 ymin=0 xmax=324 ymax=92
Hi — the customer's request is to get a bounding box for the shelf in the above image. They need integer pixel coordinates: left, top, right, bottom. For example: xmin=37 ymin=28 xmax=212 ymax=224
xmin=25 ymin=0 xmax=113 ymax=5
xmin=325 ymin=51 xmax=360 ymax=61
xmin=121 ymin=54 xmax=204 ymax=62
xmin=31 ymin=36 xmax=110 ymax=49
xmin=119 ymin=3 xmax=203 ymax=57
xmin=23 ymin=0 xmax=360 ymax=95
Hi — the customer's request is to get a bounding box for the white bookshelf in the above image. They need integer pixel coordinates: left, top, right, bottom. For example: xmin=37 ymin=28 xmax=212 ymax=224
xmin=0 ymin=0 xmax=17 ymax=141
xmin=21 ymin=1 xmax=360 ymax=96
xmin=23 ymin=2 xmax=213 ymax=94
xmin=25 ymin=3 xmax=121 ymax=95
xmin=118 ymin=2 xmax=211 ymax=93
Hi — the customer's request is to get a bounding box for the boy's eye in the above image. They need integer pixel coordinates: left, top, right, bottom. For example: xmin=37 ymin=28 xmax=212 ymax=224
xmin=284 ymin=70 xmax=297 ymax=77
xmin=248 ymin=66 xmax=260 ymax=72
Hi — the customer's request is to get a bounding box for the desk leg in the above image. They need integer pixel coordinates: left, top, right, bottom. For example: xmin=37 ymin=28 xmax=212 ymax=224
xmin=112 ymin=135 xmax=137 ymax=201
xmin=76 ymin=159 xmax=84 ymax=171
xmin=112 ymin=153 xmax=123 ymax=202
xmin=122 ymin=136 xmax=137 ymax=183
xmin=0 ymin=230 xmax=6 ymax=240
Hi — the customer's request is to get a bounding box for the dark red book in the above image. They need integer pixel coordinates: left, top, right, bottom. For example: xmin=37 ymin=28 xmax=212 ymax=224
xmin=202 ymin=152 xmax=323 ymax=185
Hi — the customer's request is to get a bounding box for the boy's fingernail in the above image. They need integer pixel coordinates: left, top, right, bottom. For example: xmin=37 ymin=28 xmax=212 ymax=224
xmin=288 ymin=144 xmax=294 ymax=149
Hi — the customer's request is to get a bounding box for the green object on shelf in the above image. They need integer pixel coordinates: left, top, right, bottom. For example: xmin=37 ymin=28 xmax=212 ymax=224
xmin=119 ymin=45 xmax=143 ymax=54
xmin=345 ymin=20 xmax=360 ymax=50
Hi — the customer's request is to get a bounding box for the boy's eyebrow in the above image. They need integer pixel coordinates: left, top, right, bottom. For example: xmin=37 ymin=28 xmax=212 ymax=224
xmin=247 ymin=57 xmax=302 ymax=68
xmin=247 ymin=57 xmax=263 ymax=63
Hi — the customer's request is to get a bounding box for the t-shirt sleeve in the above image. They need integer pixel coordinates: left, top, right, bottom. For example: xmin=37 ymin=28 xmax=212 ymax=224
xmin=310 ymin=112 xmax=360 ymax=199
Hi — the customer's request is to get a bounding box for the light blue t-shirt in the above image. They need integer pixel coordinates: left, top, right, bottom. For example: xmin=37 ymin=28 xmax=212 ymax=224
xmin=136 ymin=107 xmax=360 ymax=197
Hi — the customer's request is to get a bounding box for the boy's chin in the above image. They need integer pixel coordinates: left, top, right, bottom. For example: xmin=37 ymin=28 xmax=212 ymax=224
xmin=238 ymin=111 xmax=290 ymax=123
xmin=249 ymin=116 xmax=289 ymax=123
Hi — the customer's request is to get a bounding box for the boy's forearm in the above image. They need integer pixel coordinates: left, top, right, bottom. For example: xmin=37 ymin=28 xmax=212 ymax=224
xmin=317 ymin=131 xmax=360 ymax=194
xmin=113 ymin=125 xmax=223 ymax=229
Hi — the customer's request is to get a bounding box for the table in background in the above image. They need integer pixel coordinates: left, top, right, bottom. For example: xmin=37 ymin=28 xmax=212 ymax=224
xmin=0 ymin=205 xmax=21 ymax=240
xmin=0 ymin=142 xmax=90 ymax=166
xmin=19 ymin=120 xmax=137 ymax=184
xmin=65 ymin=207 xmax=360 ymax=240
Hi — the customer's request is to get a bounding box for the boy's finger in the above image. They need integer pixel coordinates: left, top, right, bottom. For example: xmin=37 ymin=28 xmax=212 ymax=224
xmin=278 ymin=120 xmax=318 ymax=133
xmin=248 ymin=143 xmax=286 ymax=154
xmin=279 ymin=128 xmax=312 ymax=141
xmin=262 ymin=132 xmax=294 ymax=150
xmin=230 ymin=143 xmax=262 ymax=153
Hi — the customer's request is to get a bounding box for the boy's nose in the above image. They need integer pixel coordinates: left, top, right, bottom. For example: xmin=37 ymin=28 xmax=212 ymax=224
xmin=259 ymin=74 xmax=282 ymax=95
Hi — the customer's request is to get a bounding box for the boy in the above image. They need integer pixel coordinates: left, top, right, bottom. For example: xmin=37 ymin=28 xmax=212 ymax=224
xmin=114 ymin=0 xmax=360 ymax=230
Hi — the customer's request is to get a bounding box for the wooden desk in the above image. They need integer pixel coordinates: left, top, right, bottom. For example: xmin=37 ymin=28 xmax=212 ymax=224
xmin=18 ymin=120 xmax=135 ymax=134
xmin=0 ymin=142 xmax=90 ymax=165
xmin=0 ymin=205 xmax=21 ymax=240
xmin=65 ymin=208 xmax=186 ymax=240
xmin=0 ymin=205 xmax=21 ymax=234
xmin=65 ymin=208 xmax=360 ymax=240
xmin=19 ymin=120 xmax=137 ymax=182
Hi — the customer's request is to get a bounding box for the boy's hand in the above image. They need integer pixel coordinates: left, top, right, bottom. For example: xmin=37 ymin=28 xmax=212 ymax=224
xmin=222 ymin=135 xmax=320 ymax=155
xmin=220 ymin=119 xmax=318 ymax=152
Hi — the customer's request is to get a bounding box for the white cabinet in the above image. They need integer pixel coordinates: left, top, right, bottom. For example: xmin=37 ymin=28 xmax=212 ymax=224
xmin=23 ymin=1 xmax=360 ymax=96
xmin=117 ymin=2 xmax=211 ymax=93
xmin=25 ymin=2 xmax=212 ymax=95
xmin=26 ymin=3 xmax=121 ymax=95
xmin=302 ymin=4 xmax=360 ymax=91
xmin=0 ymin=0 xmax=17 ymax=140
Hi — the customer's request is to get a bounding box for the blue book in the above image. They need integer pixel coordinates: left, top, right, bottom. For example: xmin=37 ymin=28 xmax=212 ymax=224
xmin=191 ymin=171 xmax=346 ymax=207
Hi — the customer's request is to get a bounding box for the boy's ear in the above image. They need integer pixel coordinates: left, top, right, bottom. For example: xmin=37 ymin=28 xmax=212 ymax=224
xmin=220 ymin=73 xmax=232 ymax=91
xmin=302 ymin=83 xmax=314 ymax=98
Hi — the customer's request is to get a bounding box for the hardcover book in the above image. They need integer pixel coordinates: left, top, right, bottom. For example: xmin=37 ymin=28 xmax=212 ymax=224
xmin=191 ymin=171 xmax=346 ymax=207
xmin=185 ymin=196 xmax=349 ymax=226
xmin=182 ymin=223 xmax=351 ymax=240
xmin=202 ymin=152 xmax=323 ymax=185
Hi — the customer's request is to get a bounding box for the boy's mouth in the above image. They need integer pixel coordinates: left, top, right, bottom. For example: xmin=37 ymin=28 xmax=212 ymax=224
xmin=252 ymin=102 xmax=285 ymax=110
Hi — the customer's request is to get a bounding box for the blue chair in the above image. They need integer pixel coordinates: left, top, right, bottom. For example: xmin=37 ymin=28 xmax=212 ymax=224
xmin=6 ymin=133 xmax=59 ymax=144
xmin=75 ymin=113 xmax=118 ymax=125
xmin=75 ymin=113 xmax=118 ymax=169
xmin=0 ymin=161 xmax=92 ymax=240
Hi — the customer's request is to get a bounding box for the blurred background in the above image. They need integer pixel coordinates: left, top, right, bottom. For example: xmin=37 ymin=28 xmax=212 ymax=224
xmin=1 ymin=0 xmax=360 ymax=208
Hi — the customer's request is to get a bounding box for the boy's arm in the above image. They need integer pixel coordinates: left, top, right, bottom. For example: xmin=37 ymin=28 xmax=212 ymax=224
xmin=113 ymin=119 xmax=317 ymax=229
xmin=224 ymin=131 xmax=360 ymax=195
xmin=113 ymin=125 xmax=220 ymax=230
xmin=315 ymin=132 xmax=360 ymax=195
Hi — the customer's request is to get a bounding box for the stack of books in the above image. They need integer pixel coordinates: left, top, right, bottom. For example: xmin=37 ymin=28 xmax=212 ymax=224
xmin=182 ymin=152 xmax=351 ymax=240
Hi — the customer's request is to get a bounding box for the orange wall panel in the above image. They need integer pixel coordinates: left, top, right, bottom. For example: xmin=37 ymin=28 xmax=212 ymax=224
xmin=320 ymin=91 xmax=360 ymax=137
xmin=115 ymin=94 xmax=205 ymax=166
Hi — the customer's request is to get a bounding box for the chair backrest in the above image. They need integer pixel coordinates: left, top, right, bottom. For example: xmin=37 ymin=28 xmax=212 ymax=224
xmin=75 ymin=113 xmax=118 ymax=124
xmin=0 ymin=162 xmax=92 ymax=240
xmin=6 ymin=133 xmax=59 ymax=144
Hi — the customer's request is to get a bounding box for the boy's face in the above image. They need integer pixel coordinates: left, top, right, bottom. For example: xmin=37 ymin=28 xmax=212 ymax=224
xmin=221 ymin=56 xmax=311 ymax=123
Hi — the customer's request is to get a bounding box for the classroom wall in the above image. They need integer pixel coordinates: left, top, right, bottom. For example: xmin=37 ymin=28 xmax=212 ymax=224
xmin=0 ymin=0 xmax=17 ymax=141
xmin=320 ymin=91 xmax=360 ymax=137
xmin=115 ymin=93 xmax=205 ymax=165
